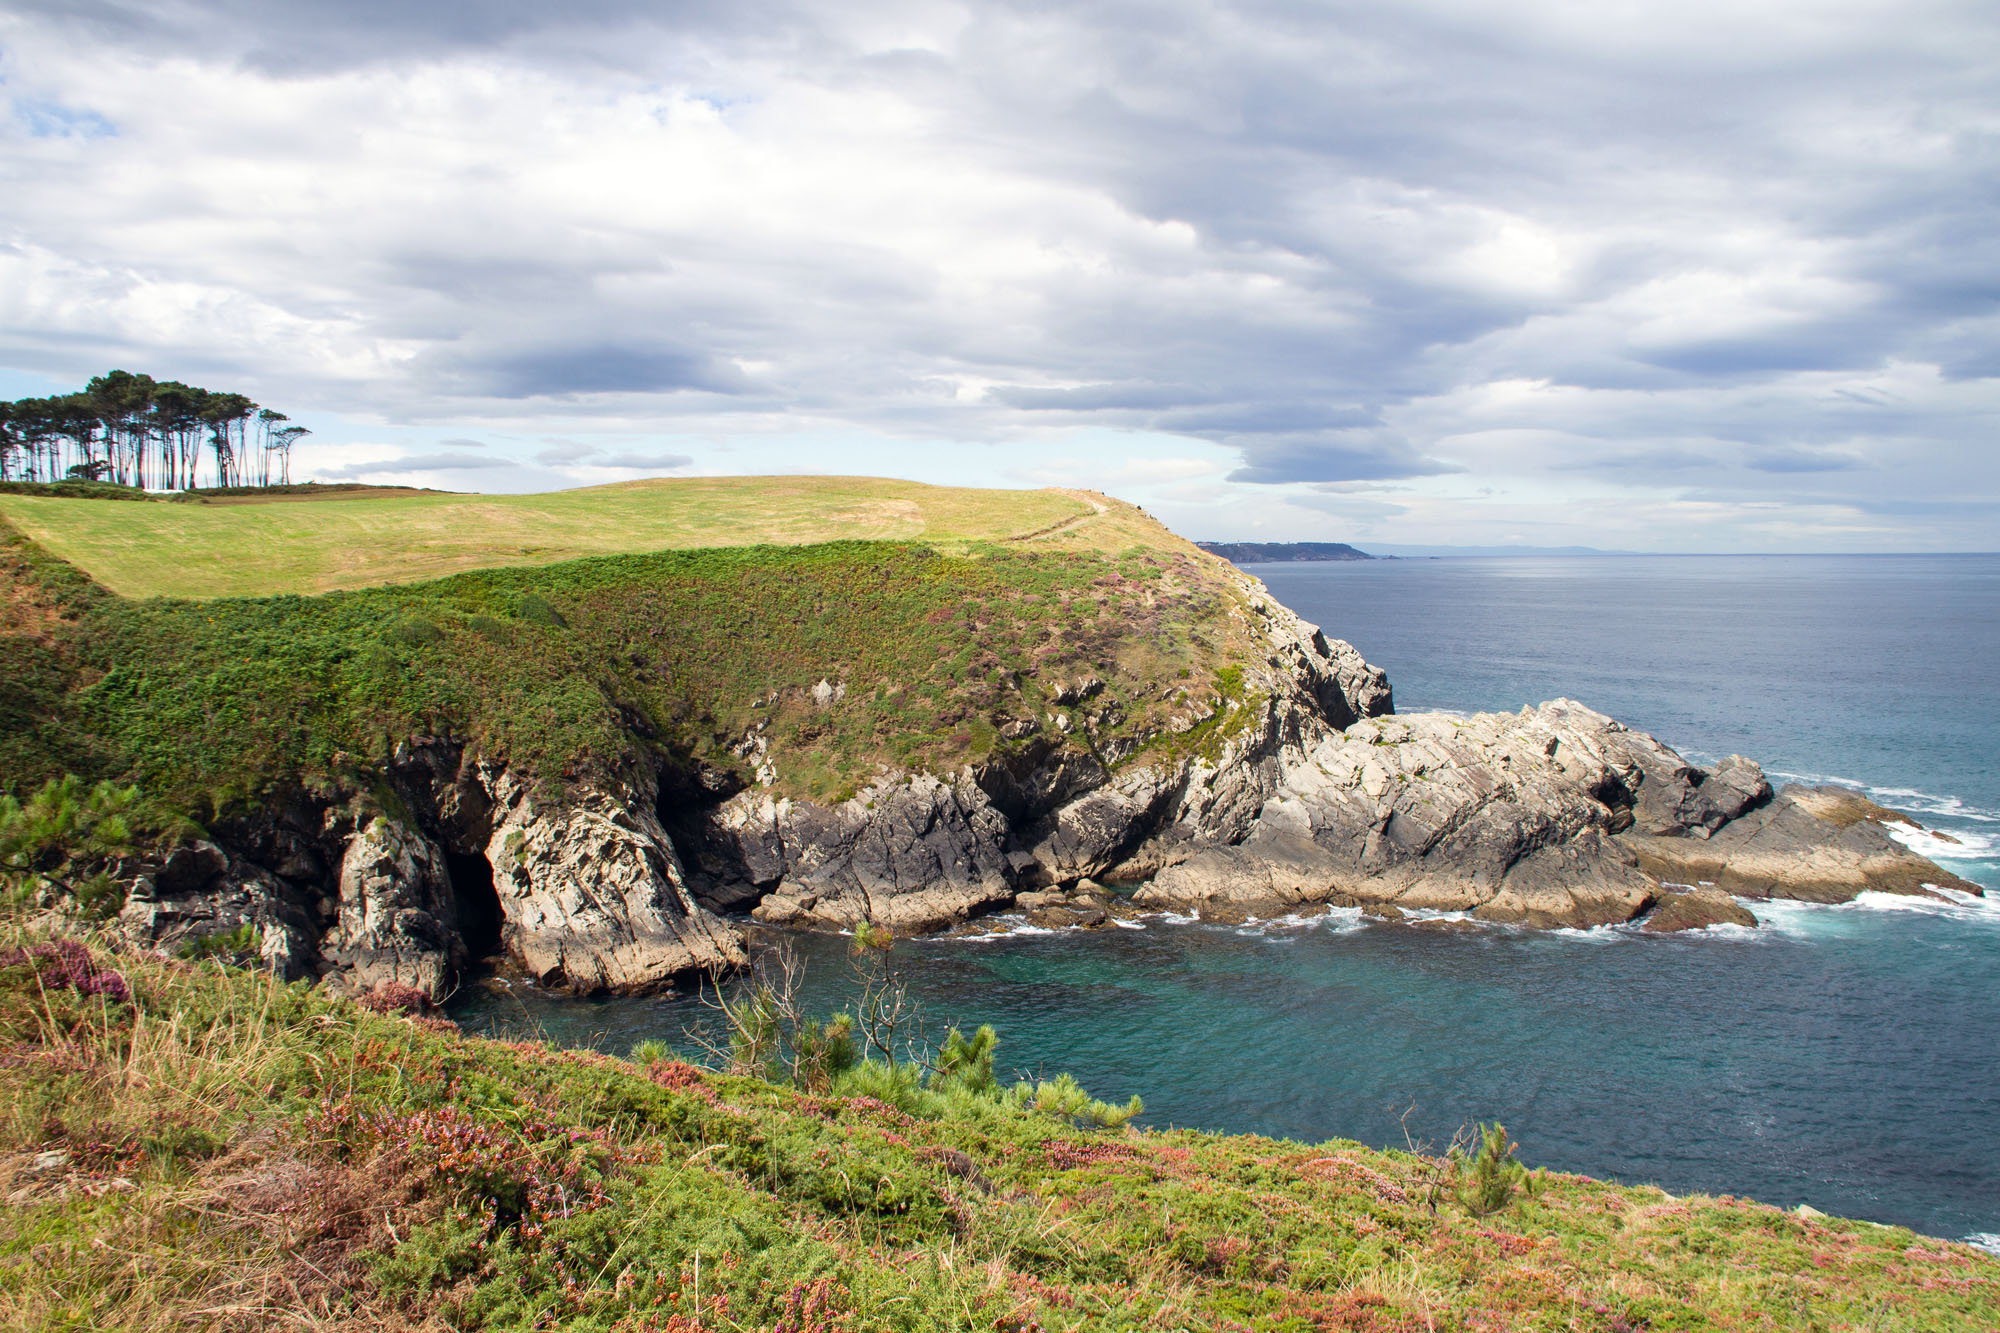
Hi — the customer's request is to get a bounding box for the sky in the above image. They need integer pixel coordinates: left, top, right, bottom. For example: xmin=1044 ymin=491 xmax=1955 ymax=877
xmin=1 ymin=1 xmax=1996 ymax=551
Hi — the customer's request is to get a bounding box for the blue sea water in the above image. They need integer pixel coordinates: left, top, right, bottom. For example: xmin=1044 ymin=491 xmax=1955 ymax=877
xmin=453 ymin=554 xmax=2000 ymax=1246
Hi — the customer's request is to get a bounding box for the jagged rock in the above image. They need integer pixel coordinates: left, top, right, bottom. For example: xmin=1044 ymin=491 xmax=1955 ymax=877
xmin=687 ymin=771 xmax=1018 ymax=933
xmin=1135 ymin=703 xmax=1670 ymax=927
xmin=481 ymin=767 xmax=748 ymax=991
xmin=1624 ymin=786 xmax=1984 ymax=904
xmin=1642 ymin=888 xmax=1758 ymax=933
xmin=156 ymin=841 xmax=227 ymax=894
xmin=118 ymin=843 xmax=319 ymax=983
xmin=320 ymin=816 xmax=464 ymax=1000
xmin=1027 ymin=903 xmax=1109 ymax=929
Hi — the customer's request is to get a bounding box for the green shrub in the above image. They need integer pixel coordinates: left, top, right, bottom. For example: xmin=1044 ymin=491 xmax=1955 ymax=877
xmin=1453 ymin=1122 xmax=1528 ymax=1216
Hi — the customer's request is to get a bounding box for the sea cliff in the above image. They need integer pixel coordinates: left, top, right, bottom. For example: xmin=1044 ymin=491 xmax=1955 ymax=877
xmin=0 ymin=480 xmax=1978 ymax=1001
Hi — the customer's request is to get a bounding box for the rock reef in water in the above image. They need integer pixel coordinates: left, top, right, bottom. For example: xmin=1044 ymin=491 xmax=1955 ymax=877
xmin=110 ymin=565 xmax=1978 ymax=997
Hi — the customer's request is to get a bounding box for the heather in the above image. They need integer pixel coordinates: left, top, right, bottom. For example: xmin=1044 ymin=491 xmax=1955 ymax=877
xmin=2 ymin=924 xmax=1995 ymax=1331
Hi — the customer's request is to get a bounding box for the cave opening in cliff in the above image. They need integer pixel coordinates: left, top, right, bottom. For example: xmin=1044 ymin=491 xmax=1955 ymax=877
xmin=446 ymin=850 xmax=505 ymax=964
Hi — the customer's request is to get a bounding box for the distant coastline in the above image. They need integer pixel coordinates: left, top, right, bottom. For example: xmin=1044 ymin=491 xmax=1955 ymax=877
xmin=1196 ymin=540 xmax=1373 ymax=563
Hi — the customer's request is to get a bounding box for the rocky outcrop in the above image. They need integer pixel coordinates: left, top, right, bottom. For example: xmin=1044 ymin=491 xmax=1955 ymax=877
xmin=1128 ymin=700 xmax=1975 ymax=928
xmin=319 ymin=816 xmax=464 ymax=997
xmin=480 ymin=766 xmax=746 ymax=990
xmin=1624 ymin=785 xmax=1985 ymax=905
xmin=1641 ymin=887 xmax=1759 ymax=934
xmin=115 ymin=746 xmax=745 ymax=1002
xmin=105 ymin=563 xmax=1980 ymax=989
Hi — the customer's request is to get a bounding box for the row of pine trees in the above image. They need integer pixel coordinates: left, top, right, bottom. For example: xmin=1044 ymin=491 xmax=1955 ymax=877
xmin=0 ymin=370 xmax=312 ymax=491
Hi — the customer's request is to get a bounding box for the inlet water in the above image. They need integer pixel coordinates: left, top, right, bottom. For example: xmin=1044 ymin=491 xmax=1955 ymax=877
xmin=454 ymin=554 xmax=2000 ymax=1246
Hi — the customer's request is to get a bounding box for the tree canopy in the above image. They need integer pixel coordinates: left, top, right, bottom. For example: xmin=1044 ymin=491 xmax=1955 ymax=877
xmin=0 ymin=371 xmax=312 ymax=490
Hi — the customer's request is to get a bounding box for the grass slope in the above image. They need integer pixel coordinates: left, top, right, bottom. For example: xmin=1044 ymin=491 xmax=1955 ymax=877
xmin=0 ymin=497 xmax=1265 ymax=816
xmin=4 ymin=931 xmax=1995 ymax=1332
xmin=0 ymin=477 xmax=1150 ymax=600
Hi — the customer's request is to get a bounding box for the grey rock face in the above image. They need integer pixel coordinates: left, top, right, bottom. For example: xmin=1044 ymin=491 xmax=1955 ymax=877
xmin=703 ymin=772 xmax=1017 ymax=933
xmin=1624 ymin=784 xmax=1984 ymax=904
xmin=1136 ymin=700 xmax=1672 ymax=926
xmin=320 ymin=816 xmax=464 ymax=998
xmin=477 ymin=766 xmax=747 ymax=992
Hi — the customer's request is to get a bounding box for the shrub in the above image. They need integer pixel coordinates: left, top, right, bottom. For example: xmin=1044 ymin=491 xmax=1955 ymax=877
xmin=1453 ymin=1122 xmax=1528 ymax=1217
xmin=0 ymin=939 xmax=130 ymax=1003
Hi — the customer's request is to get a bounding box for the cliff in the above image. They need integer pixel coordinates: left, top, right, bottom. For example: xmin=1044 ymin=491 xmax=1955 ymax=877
xmin=0 ymin=480 xmax=1978 ymax=1000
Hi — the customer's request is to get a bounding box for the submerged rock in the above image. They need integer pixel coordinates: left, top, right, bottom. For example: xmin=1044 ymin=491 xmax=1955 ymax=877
xmin=1641 ymin=887 xmax=1759 ymax=933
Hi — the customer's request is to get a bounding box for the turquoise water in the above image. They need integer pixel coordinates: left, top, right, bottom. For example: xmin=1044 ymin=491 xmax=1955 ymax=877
xmin=454 ymin=555 xmax=2000 ymax=1246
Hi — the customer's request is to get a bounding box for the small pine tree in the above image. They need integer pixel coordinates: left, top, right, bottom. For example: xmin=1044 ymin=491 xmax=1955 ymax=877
xmin=1452 ymin=1122 xmax=1528 ymax=1216
xmin=932 ymin=1025 xmax=999 ymax=1094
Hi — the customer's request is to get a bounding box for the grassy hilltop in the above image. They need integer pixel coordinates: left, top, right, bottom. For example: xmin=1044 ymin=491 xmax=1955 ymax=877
xmin=0 ymin=477 xmax=1268 ymax=816
xmin=0 ymin=476 xmax=1161 ymax=600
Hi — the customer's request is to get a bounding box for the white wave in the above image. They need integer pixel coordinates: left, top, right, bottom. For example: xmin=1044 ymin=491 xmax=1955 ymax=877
xmin=1967 ymin=1233 xmax=2000 ymax=1258
xmin=1866 ymin=787 xmax=1999 ymax=824
xmin=1400 ymin=907 xmax=1476 ymax=923
xmin=1752 ymin=890 xmax=2000 ymax=939
xmin=1883 ymin=819 xmax=1998 ymax=862
xmin=1232 ymin=905 xmax=1370 ymax=938
xmin=1110 ymin=917 xmax=1147 ymax=930
xmin=1544 ymin=921 xmax=1641 ymax=943
xmin=1766 ymin=771 xmax=2000 ymax=828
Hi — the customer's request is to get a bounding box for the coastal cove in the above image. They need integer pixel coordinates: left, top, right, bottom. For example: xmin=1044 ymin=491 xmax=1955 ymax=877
xmin=456 ymin=553 xmax=2000 ymax=1248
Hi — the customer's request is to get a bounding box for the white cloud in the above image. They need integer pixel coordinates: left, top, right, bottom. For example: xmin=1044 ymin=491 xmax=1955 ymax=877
xmin=0 ymin=1 xmax=1994 ymax=548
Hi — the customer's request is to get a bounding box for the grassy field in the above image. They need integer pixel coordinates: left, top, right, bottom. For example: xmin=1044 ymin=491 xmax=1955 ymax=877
xmin=4 ymin=928 xmax=1994 ymax=1332
xmin=0 ymin=477 xmax=1166 ymax=600
xmin=0 ymin=491 xmax=1262 ymax=816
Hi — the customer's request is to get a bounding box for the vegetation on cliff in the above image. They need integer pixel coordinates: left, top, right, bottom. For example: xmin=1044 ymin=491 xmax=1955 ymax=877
xmin=0 ymin=480 xmax=1275 ymax=824
xmin=4 ymin=926 xmax=1994 ymax=1331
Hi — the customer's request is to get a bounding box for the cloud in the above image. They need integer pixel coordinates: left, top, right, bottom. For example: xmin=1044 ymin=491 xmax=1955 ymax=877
xmin=0 ymin=1 xmax=1996 ymax=546
xmin=590 ymin=451 xmax=694 ymax=471
xmin=319 ymin=450 xmax=497 ymax=476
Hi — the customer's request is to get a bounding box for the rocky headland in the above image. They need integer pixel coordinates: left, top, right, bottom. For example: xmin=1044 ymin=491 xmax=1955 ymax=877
xmin=3 ymin=481 xmax=1976 ymax=1001
xmin=103 ymin=562 xmax=1976 ymax=1001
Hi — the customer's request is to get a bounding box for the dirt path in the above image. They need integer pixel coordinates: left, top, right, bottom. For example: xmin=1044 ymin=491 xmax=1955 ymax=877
xmin=1005 ymin=489 xmax=1108 ymax=543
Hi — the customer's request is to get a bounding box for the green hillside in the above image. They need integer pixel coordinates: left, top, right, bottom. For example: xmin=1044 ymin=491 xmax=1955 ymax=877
xmin=0 ymin=483 xmax=1264 ymax=817
xmin=0 ymin=477 xmax=1159 ymax=600
xmin=3 ymin=935 xmax=1993 ymax=1332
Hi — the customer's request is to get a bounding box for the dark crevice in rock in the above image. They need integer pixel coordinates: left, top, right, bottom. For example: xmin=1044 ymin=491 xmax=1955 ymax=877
xmin=444 ymin=848 xmax=504 ymax=965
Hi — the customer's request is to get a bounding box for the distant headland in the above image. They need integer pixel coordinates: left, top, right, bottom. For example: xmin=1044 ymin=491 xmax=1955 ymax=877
xmin=1196 ymin=540 xmax=1374 ymax=563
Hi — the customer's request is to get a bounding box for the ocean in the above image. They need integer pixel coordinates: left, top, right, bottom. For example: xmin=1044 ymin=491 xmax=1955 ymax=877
xmin=452 ymin=554 xmax=2000 ymax=1246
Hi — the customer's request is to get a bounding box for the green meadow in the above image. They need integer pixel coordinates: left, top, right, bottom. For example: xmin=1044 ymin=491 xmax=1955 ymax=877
xmin=0 ymin=477 xmax=1152 ymax=600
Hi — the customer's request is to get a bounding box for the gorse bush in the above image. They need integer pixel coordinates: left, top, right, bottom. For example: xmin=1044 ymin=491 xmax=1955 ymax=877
xmin=703 ymin=935 xmax=1143 ymax=1132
